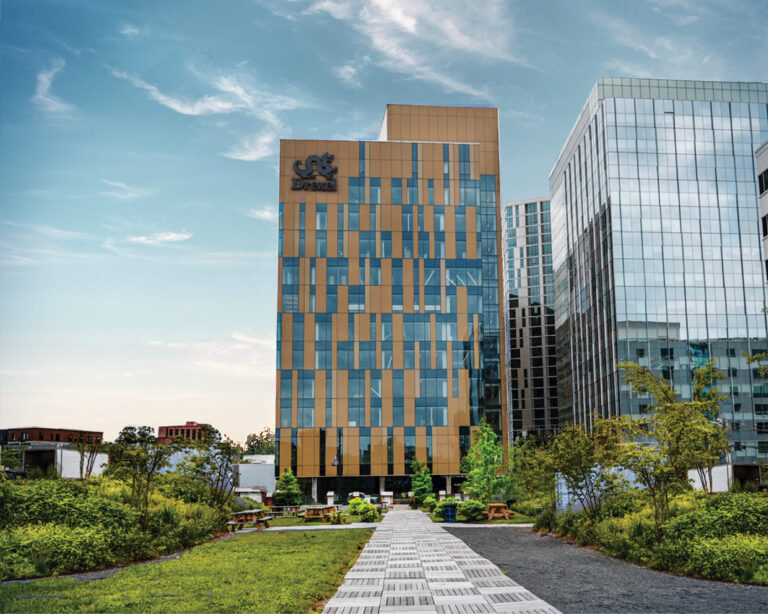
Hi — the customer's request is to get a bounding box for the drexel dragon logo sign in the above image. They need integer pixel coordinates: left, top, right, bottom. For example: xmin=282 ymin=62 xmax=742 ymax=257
xmin=291 ymin=153 xmax=338 ymax=191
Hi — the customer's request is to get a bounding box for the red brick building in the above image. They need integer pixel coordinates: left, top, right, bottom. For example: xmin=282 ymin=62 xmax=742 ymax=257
xmin=156 ymin=421 xmax=210 ymax=444
xmin=1 ymin=427 xmax=103 ymax=446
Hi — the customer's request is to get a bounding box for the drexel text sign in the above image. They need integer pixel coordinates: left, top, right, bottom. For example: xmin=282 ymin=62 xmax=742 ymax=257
xmin=291 ymin=153 xmax=338 ymax=191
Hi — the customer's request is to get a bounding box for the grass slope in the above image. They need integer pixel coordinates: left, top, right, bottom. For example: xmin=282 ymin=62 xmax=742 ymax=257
xmin=0 ymin=529 xmax=372 ymax=613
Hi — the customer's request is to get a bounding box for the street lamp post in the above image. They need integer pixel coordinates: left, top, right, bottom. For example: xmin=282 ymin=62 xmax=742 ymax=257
xmin=332 ymin=453 xmax=340 ymax=504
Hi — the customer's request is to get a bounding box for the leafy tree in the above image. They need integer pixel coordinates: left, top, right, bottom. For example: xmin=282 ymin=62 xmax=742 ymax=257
xmin=114 ymin=425 xmax=156 ymax=446
xmin=508 ymin=437 xmax=555 ymax=501
xmin=618 ymin=361 xmax=731 ymax=543
xmin=274 ymin=468 xmax=302 ymax=505
xmin=180 ymin=437 xmax=238 ymax=510
xmin=548 ymin=419 xmax=625 ymax=520
xmin=409 ymin=459 xmax=433 ymax=505
xmin=690 ymin=360 xmax=729 ymax=493
xmin=244 ymin=428 xmax=276 ymax=455
xmin=107 ymin=426 xmax=178 ymax=530
xmin=461 ymin=420 xmax=511 ymax=503
xmin=74 ymin=440 xmax=105 ymax=480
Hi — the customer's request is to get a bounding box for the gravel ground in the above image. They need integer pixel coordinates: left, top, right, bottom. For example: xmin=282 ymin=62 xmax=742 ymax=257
xmin=446 ymin=527 xmax=768 ymax=614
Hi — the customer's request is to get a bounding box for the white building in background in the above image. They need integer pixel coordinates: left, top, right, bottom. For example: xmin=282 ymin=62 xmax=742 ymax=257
xmin=235 ymin=454 xmax=276 ymax=500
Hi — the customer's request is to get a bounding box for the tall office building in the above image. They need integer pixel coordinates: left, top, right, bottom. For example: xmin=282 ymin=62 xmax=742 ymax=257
xmin=759 ymin=141 xmax=768 ymax=289
xmin=502 ymin=198 xmax=558 ymax=442
xmin=552 ymin=78 xmax=768 ymax=469
xmin=276 ymin=105 xmax=506 ymax=498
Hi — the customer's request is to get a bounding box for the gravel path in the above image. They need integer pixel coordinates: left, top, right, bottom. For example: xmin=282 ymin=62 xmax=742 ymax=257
xmin=446 ymin=527 xmax=768 ymax=614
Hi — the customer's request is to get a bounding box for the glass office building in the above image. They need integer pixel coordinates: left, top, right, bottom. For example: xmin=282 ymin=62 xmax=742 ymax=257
xmin=502 ymin=198 xmax=558 ymax=442
xmin=276 ymin=105 xmax=506 ymax=498
xmin=551 ymin=78 xmax=768 ymax=466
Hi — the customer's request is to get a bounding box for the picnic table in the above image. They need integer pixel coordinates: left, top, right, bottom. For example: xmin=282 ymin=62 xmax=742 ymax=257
xmin=270 ymin=505 xmax=302 ymax=517
xmin=300 ymin=504 xmax=337 ymax=523
xmin=228 ymin=508 xmax=274 ymax=532
xmin=484 ymin=503 xmax=514 ymax=520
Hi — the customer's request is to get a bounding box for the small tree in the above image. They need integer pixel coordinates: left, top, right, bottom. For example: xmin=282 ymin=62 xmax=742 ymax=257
xmin=619 ymin=361 xmax=731 ymax=543
xmin=180 ymin=428 xmax=238 ymax=510
xmin=244 ymin=428 xmax=276 ymax=455
xmin=548 ymin=419 xmax=625 ymax=521
xmin=690 ymin=360 xmax=729 ymax=493
xmin=274 ymin=468 xmax=302 ymax=505
xmin=508 ymin=438 xmax=554 ymax=502
xmin=410 ymin=459 xmax=433 ymax=505
xmin=74 ymin=440 xmax=105 ymax=480
xmin=107 ymin=426 xmax=179 ymax=530
xmin=461 ymin=420 xmax=511 ymax=503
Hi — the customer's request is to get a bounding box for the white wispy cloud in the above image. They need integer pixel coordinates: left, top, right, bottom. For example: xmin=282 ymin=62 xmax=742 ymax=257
xmin=0 ymin=221 xmax=102 ymax=266
xmin=645 ymin=0 xmax=710 ymax=26
xmin=146 ymin=331 xmax=276 ymax=379
xmin=125 ymin=231 xmax=193 ymax=246
xmin=99 ymin=179 xmax=148 ymax=201
xmin=111 ymin=67 xmax=305 ymax=161
xmin=247 ymin=207 xmax=279 ymax=222
xmin=32 ymin=58 xmax=75 ymax=117
xmin=222 ymin=129 xmax=278 ymax=161
xmin=120 ymin=24 xmax=142 ymax=37
xmin=335 ymin=63 xmax=361 ymax=88
xmin=591 ymin=13 xmax=725 ymax=79
xmin=305 ymin=0 xmax=523 ymax=97
xmin=1 ymin=221 xmax=93 ymax=241
xmin=111 ymin=69 xmax=246 ymax=115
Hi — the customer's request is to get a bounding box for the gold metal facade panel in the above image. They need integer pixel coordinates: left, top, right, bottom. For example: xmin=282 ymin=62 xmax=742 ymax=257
xmin=276 ymin=104 xmax=505 ymax=479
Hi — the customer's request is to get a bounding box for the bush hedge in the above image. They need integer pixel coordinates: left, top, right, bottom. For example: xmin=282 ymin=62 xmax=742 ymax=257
xmin=541 ymin=491 xmax=768 ymax=585
xmin=0 ymin=476 xmax=230 ymax=580
xmin=458 ymin=499 xmax=486 ymax=522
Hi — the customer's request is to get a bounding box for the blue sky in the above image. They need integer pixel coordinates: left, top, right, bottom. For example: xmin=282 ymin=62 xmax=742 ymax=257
xmin=1 ymin=0 xmax=766 ymax=443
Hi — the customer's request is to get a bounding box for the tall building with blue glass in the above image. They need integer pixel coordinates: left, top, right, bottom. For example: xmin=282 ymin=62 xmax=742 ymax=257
xmin=276 ymin=105 xmax=506 ymax=497
xmin=502 ymin=198 xmax=559 ymax=442
xmin=552 ymin=78 xmax=768 ymax=468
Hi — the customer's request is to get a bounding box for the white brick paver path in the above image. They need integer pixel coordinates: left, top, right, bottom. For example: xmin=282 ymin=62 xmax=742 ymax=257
xmin=324 ymin=510 xmax=560 ymax=614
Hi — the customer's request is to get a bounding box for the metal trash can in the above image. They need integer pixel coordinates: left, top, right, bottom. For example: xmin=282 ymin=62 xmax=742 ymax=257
xmin=443 ymin=504 xmax=457 ymax=523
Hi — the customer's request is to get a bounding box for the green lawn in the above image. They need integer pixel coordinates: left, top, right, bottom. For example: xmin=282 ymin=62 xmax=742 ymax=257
xmin=0 ymin=529 xmax=372 ymax=613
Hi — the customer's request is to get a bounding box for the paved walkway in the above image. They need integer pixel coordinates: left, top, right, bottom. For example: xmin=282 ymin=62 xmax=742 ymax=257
xmin=324 ymin=510 xmax=560 ymax=614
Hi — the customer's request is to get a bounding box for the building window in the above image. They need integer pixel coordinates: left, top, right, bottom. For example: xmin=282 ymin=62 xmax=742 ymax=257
xmin=349 ymin=286 xmax=365 ymax=312
xmin=391 ymin=178 xmax=403 ymax=204
xmin=370 ymin=178 xmax=381 ymax=204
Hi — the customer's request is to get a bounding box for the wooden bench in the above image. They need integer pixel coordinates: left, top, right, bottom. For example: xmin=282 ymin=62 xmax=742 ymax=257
xmin=302 ymin=505 xmax=337 ymax=522
xmin=228 ymin=509 xmax=274 ymax=532
xmin=483 ymin=503 xmax=514 ymax=520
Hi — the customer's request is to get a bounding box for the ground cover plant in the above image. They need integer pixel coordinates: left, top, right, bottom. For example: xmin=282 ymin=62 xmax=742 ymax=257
xmin=507 ymin=360 xmax=768 ymax=585
xmin=0 ymin=425 xmax=247 ymax=580
xmin=0 ymin=529 xmax=373 ymax=613
xmin=0 ymin=475 xmax=230 ymax=580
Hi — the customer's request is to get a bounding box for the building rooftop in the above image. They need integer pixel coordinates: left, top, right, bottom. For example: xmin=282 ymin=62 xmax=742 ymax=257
xmin=550 ymin=77 xmax=768 ymax=186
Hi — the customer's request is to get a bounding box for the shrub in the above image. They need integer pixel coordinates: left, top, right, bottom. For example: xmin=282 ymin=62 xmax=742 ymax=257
xmin=357 ymin=503 xmax=380 ymax=523
xmin=347 ymin=497 xmax=367 ymax=515
xmin=677 ymin=534 xmax=768 ymax=583
xmin=513 ymin=494 xmax=550 ymax=517
xmin=533 ymin=506 xmax=558 ymax=533
xmin=601 ymin=488 xmax=647 ymax=519
xmin=329 ymin=511 xmax=344 ymax=525
xmin=665 ymin=493 xmax=768 ymax=543
xmin=422 ymin=495 xmax=437 ymax=512
xmin=458 ymin=499 xmax=486 ymax=522
xmin=433 ymin=497 xmax=459 ymax=521
xmin=0 ymin=479 xmax=136 ymax=532
xmin=0 ymin=524 xmax=125 ymax=580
